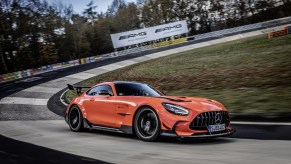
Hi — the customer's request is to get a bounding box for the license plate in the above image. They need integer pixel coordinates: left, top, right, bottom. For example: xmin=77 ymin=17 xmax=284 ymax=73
xmin=207 ymin=124 xmax=226 ymax=132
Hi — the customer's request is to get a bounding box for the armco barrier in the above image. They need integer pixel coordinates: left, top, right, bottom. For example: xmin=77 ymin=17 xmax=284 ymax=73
xmin=13 ymin=71 xmax=22 ymax=79
xmin=20 ymin=71 xmax=25 ymax=79
xmin=3 ymin=73 xmax=15 ymax=81
xmin=80 ymin=58 xmax=86 ymax=64
xmin=0 ymin=75 xmax=4 ymax=82
xmin=100 ymin=54 xmax=111 ymax=59
xmin=11 ymin=72 xmax=16 ymax=79
xmin=68 ymin=59 xmax=80 ymax=66
xmin=42 ymin=65 xmax=53 ymax=72
xmin=191 ymin=16 xmax=291 ymax=41
xmin=73 ymin=59 xmax=80 ymax=66
xmin=86 ymin=57 xmax=91 ymax=63
xmin=22 ymin=69 xmax=31 ymax=77
xmin=11 ymin=72 xmax=16 ymax=80
xmin=69 ymin=60 xmax=75 ymax=66
xmin=52 ymin=63 xmax=62 ymax=70
xmin=85 ymin=57 xmax=90 ymax=63
xmin=152 ymin=38 xmax=187 ymax=48
xmin=161 ymin=41 xmax=170 ymax=47
xmin=95 ymin=56 xmax=102 ymax=61
xmin=156 ymin=41 xmax=169 ymax=47
xmin=187 ymin=36 xmax=195 ymax=41
xmin=172 ymin=38 xmax=187 ymax=44
xmin=62 ymin=61 xmax=70 ymax=68
xmin=89 ymin=56 xmax=96 ymax=63
xmin=2 ymin=74 xmax=8 ymax=81
xmin=31 ymin=67 xmax=43 ymax=75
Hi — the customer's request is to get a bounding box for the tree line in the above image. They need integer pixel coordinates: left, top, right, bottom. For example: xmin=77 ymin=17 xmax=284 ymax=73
xmin=0 ymin=0 xmax=290 ymax=74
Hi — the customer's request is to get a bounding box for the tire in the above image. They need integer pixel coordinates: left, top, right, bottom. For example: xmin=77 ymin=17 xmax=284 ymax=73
xmin=68 ymin=105 xmax=85 ymax=132
xmin=134 ymin=107 xmax=160 ymax=141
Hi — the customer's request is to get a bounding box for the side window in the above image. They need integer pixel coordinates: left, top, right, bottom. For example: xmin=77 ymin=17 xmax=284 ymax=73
xmin=87 ymin=85 xmax=113 ymax=96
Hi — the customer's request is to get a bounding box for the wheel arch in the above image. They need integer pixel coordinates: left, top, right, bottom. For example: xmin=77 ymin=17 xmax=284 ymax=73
xmin=67 ymin=103 xmax=87 ymax=119
xmin=67 ymin=103 xmax=79 ymax=112
xmin=132 ymin=104 xmax=161 ymax=135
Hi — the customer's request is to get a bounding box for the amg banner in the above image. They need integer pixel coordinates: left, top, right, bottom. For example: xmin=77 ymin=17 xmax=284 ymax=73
xmin=110 ymin=20 xmax=188 ymax=48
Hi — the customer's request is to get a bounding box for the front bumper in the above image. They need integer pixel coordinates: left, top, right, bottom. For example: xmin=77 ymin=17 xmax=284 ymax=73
xmin=160 ymin=109 xmax=235 ymax=138
xmin=161 ymin=129 xmax=236 ymax=138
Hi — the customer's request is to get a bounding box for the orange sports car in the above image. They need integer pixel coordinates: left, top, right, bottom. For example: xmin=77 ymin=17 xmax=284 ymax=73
xmin=65 ymin=81 xmax=235 ymax=141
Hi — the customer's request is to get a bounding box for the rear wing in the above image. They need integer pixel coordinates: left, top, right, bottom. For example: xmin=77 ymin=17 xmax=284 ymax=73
xmin=67 ymin=84 xmax=91 ymax=96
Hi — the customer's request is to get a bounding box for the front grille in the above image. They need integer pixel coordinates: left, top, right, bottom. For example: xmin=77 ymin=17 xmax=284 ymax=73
xmin=190 ymin=111 xmax=230 ymax=130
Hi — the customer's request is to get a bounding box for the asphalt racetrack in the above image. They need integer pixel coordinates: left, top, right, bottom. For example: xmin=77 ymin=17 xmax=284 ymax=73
xmin=1 ymin=120 xmax=291 ymax=164
xmin=1 ymin=26 xmax=291 ymax=164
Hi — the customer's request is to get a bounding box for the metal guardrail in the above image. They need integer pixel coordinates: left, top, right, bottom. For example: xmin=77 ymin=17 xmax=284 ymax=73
xmin=116 ymin=17 xmax=291 ymax=57
xmin=190 ymin=16 xmax=291 ymax=41
xmin=1 ymin=17 xmax=291 ymax=84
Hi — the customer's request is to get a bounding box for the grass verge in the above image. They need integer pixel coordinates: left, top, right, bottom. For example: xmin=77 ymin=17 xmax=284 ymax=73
xmin=67 ymin=34 xmax=291 ymax=113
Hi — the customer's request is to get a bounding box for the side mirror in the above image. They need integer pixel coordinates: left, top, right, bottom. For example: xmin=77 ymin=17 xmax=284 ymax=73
xmin=98 ymin=90 xmax=112 ymax=96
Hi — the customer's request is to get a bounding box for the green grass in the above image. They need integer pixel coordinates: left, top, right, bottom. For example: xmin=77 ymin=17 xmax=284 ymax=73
xmin=67 ymin=34 xmax=291 ymax=113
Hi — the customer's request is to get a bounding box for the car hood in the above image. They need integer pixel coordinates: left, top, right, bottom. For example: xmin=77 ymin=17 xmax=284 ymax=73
xmin=156 ymin=96 xmax=226 ymax=113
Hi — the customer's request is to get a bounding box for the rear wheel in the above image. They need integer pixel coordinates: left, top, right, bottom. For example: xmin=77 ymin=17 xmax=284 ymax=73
xmin=134 ymin=107 xmax=160 ymax=141
xmin=68 ymin=105 xmax=84 ymax=132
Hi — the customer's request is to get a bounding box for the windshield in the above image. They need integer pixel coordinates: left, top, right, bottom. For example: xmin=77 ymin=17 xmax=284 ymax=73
xmin=115 ymin=83 xmax=162 ymax=97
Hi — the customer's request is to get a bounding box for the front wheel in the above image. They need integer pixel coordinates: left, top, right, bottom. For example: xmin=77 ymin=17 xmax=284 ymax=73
xmin=68 ymin=105 xmax=84 ymax=132
xmin=134 ymin=107 xmax=160 ymax=141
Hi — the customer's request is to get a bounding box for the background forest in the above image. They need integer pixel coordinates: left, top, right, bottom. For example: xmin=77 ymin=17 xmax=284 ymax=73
xmin=0 ymin=0 xmax=290 ymax=74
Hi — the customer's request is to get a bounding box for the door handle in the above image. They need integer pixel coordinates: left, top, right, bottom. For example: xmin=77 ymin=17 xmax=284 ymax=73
xmin=89 ymin=98 xmax=94 ymax=102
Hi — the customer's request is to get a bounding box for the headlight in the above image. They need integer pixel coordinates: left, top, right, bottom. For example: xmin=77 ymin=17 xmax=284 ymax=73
xmin=162 ymin=103 xmax=189 ymax=116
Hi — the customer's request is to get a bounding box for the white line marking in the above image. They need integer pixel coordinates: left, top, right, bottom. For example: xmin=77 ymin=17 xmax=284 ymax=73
xmin=66 ymin=72 xmax=96 ymax=80
xmin=23 ymin=86 xmax=62 ymax=93
xmin=131 ymin=56 xmax=152 ymax=62
xmin=99 ymin=63 xmax=123 ymax=71
xmin=0 ymin=97 xmax=48 ymax=106
xmin=84 ymin=68 xmax=109 ymax=75
xmin=115 ymin=60 xmax=138 ymax=67
xmin=232 ymin=121 xmax=291 ymax=126
xmin=43 ymin=77 xmax=81 ymax=85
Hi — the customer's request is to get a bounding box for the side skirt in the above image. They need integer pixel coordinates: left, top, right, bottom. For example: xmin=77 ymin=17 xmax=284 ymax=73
xmin=120 ymin=125 xmax=133 ymax=134
xmin=83 ymin=119 xmax=133 ymax=134
xmin=91 ymin=125 xmax=124 ymax=133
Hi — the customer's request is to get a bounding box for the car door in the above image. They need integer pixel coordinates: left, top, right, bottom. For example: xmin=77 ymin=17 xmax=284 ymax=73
xmin=84 ymin=85 xmax=117 ymax=127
